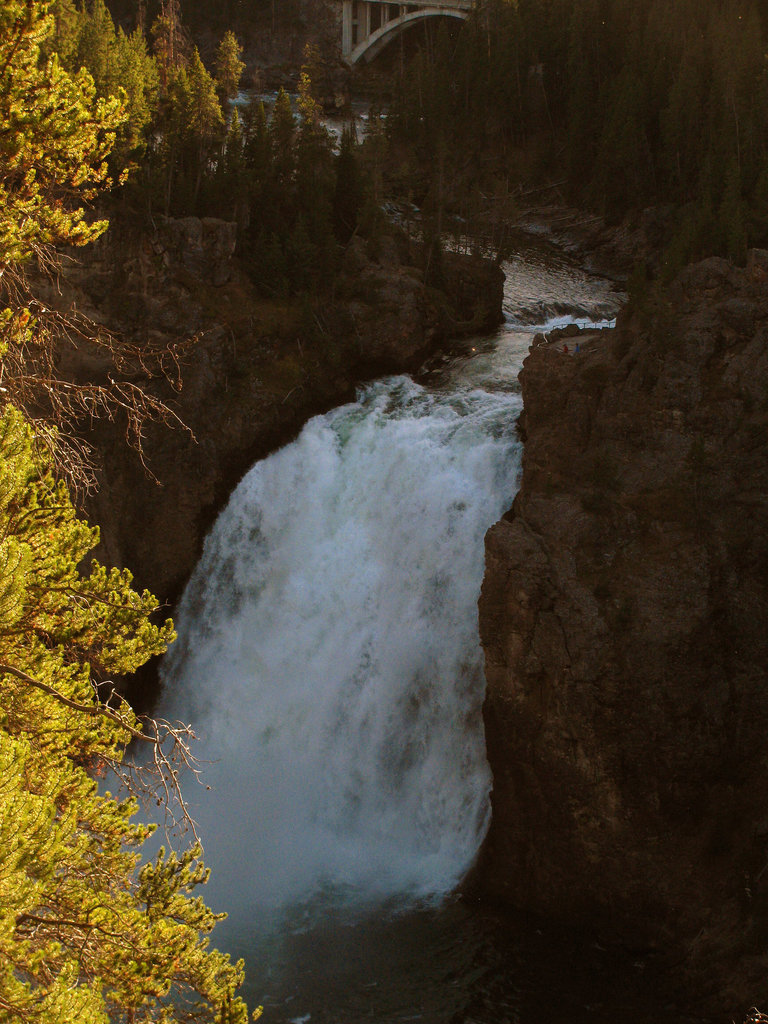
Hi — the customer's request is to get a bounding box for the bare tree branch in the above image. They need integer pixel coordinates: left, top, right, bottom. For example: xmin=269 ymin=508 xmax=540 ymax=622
xmin=1 ymin=249 xmax=197 ymax=496
xmin=0 ymin=662 xmax=207 ymax=845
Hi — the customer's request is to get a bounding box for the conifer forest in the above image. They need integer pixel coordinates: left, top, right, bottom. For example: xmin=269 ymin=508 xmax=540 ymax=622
xmin=2 ymin=0 xmax=768 ymax=1021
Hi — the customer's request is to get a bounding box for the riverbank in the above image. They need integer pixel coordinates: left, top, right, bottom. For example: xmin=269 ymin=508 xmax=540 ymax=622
xmin=476 ymin=252 xmax=768 ymax=1016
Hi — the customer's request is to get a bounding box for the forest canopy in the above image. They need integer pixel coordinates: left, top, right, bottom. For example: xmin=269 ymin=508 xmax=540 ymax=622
xmin=384 ymin=0 xmax=768 ymax=271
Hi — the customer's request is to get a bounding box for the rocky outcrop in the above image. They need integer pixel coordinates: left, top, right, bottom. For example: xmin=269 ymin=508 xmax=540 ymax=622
xmin=477 ymin=254 xmax=768 ymax=1013
xmin=52 ymin=215 xmax=502 ymax=631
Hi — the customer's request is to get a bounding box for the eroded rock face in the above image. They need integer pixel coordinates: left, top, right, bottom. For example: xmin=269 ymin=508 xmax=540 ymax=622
xmin=477 ymin=254 xmax=768 ymax=1011
xmin=56 ymin=216 xmax=501 ymax=616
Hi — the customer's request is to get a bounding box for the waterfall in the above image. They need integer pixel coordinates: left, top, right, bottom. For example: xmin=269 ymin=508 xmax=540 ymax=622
xmin=159 ymin=374 xmax=523 ymax=915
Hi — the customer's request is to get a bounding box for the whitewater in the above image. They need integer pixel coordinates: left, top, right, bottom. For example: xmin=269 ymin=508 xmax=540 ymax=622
xmin=160 ymin=375 xmax=522 ymax=912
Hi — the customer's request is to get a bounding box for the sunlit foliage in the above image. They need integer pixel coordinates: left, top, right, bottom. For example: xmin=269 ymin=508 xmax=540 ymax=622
xmin=0 ymin=4 xmax=257 ymax=1020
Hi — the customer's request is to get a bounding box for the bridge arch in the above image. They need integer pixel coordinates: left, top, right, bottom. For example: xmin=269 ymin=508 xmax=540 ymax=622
xmin=342 ymin=1 xmax=471 ymax=65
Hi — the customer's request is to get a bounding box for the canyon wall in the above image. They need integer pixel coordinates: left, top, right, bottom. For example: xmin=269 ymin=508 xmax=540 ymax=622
xmin=47 ymin=215 xmax=502 ymax=618
xmin=477 ymin=254 xmax=768 ymax=1012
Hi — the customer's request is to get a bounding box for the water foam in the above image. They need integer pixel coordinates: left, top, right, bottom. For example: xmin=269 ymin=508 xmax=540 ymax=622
xmin=159 ymin=376 xmax=522 ymax=913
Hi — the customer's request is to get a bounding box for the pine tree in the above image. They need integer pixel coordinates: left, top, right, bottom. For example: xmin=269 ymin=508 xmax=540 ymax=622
xmin=0 ymin=4 xmax=259 ymax=1020
xmin=219 ymin=108 xmax=248 ymax=224
xmin=157 ymin=49 xmax=224 ymax=214
xmin=224 ymin=107 xmax=245 ymax=179
xmin=333 ymin=126 xmax=363 ymax=243
xmin=295 ymin=68 xmax=335 ymax=261
xmin=150 ymin=0 xmax=189 ymax=88
xmin=0 ymin=0 xmax=124 ymax=267
xmin=47 ymin=0 xmax=82 ymax=70
xmin=357 ymin=106 xmax=387 ymax=247
xmin=0 ymin=407 xmax=254 ymax=1024
xmin=159 ymin=64 xmax=194 ymax=213
xmin=186 ymin=47 xmax=225 ymax=206
xmin=214 ymin=29 xmax=245 ymax=102
xmin=269 ymin=87 xmax=296 ymax=190
xmin=75 ymin=0 xmax=119 ymax=99
xmin=243 ymin=98 xmax=271 ymax=187
xmin=112 ymin=27 xmax=160 ymax=165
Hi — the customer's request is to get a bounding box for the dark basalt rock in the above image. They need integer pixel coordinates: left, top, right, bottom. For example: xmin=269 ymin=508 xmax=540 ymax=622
xmin=476 ymin=253 xmax=768 ymax=1016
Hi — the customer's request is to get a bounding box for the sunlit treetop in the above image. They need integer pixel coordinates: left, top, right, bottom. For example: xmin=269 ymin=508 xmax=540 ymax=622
xmin=0 ymin=0 xmax=126 ymax=267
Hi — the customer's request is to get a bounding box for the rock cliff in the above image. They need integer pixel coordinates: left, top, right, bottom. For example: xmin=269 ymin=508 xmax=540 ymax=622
xmin=49 ymin=215 xmax=502 ymax=625
xmin=477 ymin=254 xmax=768 ymax=1013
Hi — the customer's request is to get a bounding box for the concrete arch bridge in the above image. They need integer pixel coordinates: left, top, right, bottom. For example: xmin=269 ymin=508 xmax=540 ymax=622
xmin=342 ymin=0 xmax=473 ymax=65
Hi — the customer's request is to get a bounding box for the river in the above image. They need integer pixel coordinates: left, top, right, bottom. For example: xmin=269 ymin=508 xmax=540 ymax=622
xmin=156 ymin=233 xmax=705 ymax=1023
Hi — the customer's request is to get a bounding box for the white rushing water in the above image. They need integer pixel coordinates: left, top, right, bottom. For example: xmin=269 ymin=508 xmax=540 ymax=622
xmin=160 ymin=375 xmax=523 ymax=915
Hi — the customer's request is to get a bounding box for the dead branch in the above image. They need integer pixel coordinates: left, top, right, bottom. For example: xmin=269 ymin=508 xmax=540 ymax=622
xmin=0 ymin=662 xmax=207 ymax=846
xmin=0 ymin=248 xmax=197 ymax=497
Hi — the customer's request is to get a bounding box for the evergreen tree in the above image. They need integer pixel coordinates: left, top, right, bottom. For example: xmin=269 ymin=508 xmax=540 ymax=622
xmin=333 ymin=126 xmax=362 ymax=243
xmin=382 ymin=0 xmax=768 ymax=258
xmin=243 ymin=97 xmax=270 ymax=188
xmin=1 ymin=0 xmax=181 ymax=487
xmin=214 ymin=29 xmax=245 ymax=102
xmin=47 ymin=0 xmax=81 ymax=69
xmin=0 ymin=4 xmax=258 ymax=1020
xmin=224 ymin=107 xmax=245 ymax=180
xmin=0 ymin=408 xmax=254 ymax=1024
xmin=295 ymin=66 xmax=335 ymax=263
xmin=219 ymin=108 xmax=248 ymax=224
xmin=186 ymin=47 xmax=225 ymax=205
xmin=0 ymin=0 xmax=123 ymax=267
xmin=75 ymin=0 xmax=119 ymax=99
xmin=357 ymin=106 xmax=387 ymax=246
xmin=158 ymin=64 xmax=194 ymax=213
xmin=45 ymin=0 xmax=159 ymax=175
xmin=156 ymin=49 xmax=224 ymax=214
xmin=151 ymin=0 xmax=188 ymax=88
xmin=112 ymin=26 xmax=160 ymax=165
xmin=269 ymin=87 xmax=296 ymax=191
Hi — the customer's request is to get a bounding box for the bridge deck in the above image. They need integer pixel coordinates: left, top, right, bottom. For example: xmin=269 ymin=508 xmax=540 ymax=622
xmin=342 ymin=0 xmax=473 ymax=64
